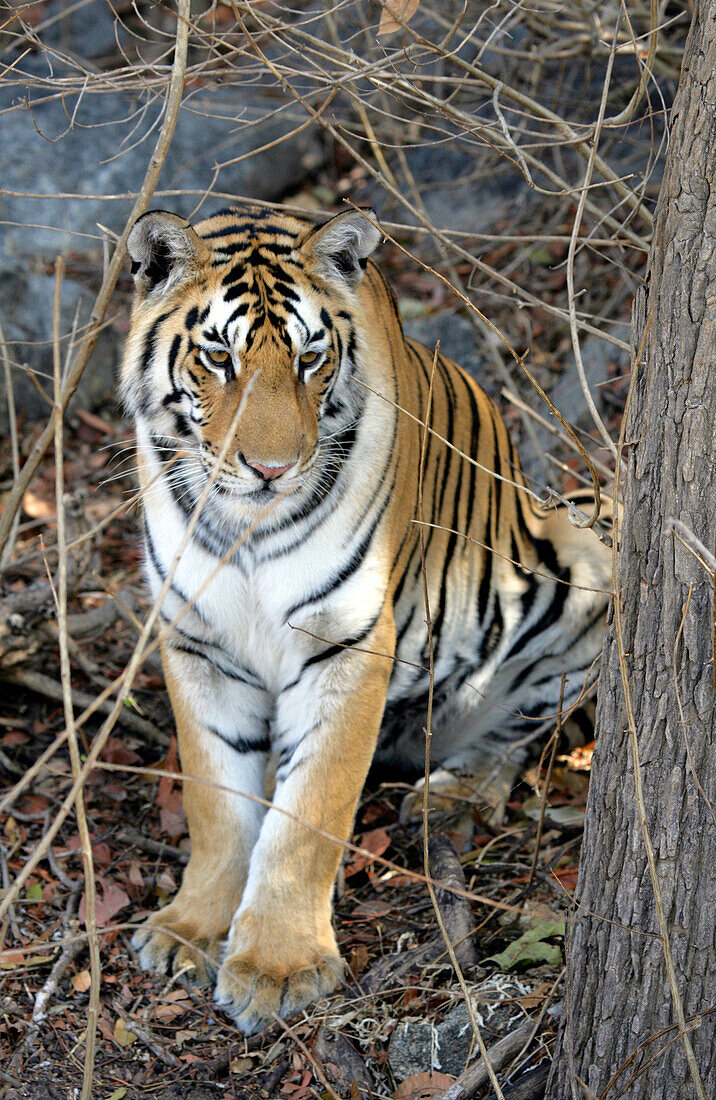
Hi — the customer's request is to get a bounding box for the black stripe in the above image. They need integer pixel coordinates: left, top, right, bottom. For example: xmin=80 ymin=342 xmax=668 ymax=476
xmin=167 ymin=634 xmax=260 ymax=687
xmin=143 ymin=519 xmax=199 ymax=614
xmin=224 ymin=281 xmax=252 ymax=303
xmin=503 ymin=580 xmax=570 ymax=663
xmin=301 ymin=609 xmax=382 ymax=671
xmin=478 ymin=595 xmax=503 ymax=662
xmin=207 ymin=726 xmax=270 ymax=753
xmin=285 ymin=498 xmax=386 ymax=619
xmin=430 ymin=357 xmax=463 ymax=659
xmin=460 ymin=372 xmax=480 ymax=534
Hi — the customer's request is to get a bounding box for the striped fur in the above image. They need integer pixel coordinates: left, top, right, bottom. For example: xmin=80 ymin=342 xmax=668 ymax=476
xmin=121 ymin=204 xmax=612 ymax=1032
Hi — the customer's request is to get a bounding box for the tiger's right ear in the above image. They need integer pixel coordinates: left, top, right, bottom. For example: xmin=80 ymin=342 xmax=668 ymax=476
xmin=127 ymin=211 xmax=210 ymax=296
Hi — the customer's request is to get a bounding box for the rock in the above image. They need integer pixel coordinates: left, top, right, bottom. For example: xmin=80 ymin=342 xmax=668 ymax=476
xmin=517 ymin=335 xmax=630 ymax=481
xmin=388 ymin=979 xmax=529 ymax=1082
xmin=389 ymin=1017 xmax=438 ymax=1081
xmin=403 ymin=311 xmax=492 ymax=393
xmin=41 ymin=0 xmax=128 ymax=60
xmin=0 ymin=52 xmax=325 ymax=427
xmin=0 ymin=56 xmax=324 ymax=256
xmin=0 ymin=258 xmax=123 ymax=428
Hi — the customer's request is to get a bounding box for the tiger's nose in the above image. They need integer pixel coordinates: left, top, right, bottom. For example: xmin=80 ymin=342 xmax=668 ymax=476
xmin=245 ymin=459 xmax=295 ymax=481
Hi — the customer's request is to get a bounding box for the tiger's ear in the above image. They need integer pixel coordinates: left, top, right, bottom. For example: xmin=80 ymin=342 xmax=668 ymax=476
xmin=127 ymin=211 xmax=210 ymax=295
xmin=302 ymin=208 xmax=382 ymax=288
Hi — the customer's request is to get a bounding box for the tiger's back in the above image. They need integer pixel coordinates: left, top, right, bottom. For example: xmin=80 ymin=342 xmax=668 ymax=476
xmin=121 ymin=203 xmax=611 ymax=1033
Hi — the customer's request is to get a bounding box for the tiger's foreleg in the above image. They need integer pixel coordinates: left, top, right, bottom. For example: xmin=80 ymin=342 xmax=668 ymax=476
xmin=132 ymin=644 xmax=271 ymax=985
xmin=214 ymin=612 xmax=395 ymax=1034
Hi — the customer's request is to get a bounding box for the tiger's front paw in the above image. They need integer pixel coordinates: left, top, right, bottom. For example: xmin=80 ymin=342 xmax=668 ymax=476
xmin=214 ymin=952 xmax=342 ymax=1034
xmin=214 ymin=910 xmax=343 ymax=1033
xmin=132 ymin=905 xmax=227 ymax=987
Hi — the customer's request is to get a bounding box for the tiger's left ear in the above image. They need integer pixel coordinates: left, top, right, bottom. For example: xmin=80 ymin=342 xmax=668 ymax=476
xmin=302 ymin=208 xmax=382 ymax=289
xmin=127 ymin=211 xmax=210 ymax=296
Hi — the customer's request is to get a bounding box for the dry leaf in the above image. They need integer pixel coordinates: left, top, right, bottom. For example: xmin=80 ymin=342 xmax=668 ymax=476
xmin=378 ymin=0 xmax=420 ymax=37
xmin=80 ymin=877 xmax=130 ymax=927
xmin=152 ymin=990 xmax=193 ymax=1022
xmin=348 ymin=943 xmax=369 ymax=976
xmin=156 ymin=869 xmax=176 ymax=894
xmin=159 ymin=800 xmax=187 ymax=839
xmin=100 ymin=737 xmax=141 ymax=766
xmin=76 ymin=408 xmax=113 ymax=436
xmin=113 ymin=1017 xmax=136 ymax=1047
xmin=3 ymin=816 xmax=22 ymax=846
xmin=22 ymin=489 xmax=54 ymax=519
xmin=393 ymin=1071 xmax=453 ymax=1099
xmin=231 ymin=1056 xmax=254 ymax=1074
xmin=345 ymin=827 xmax=391 ymax=877
xmin=72 ymin=969 xmax=92 ymax=993
xmin=127 ymin=861 xmax=144 ymax=887
xmin=0 ymin=952 xmax=53 ymax=970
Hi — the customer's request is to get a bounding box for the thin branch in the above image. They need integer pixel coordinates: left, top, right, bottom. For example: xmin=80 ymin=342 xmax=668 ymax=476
xmin=52 ymin=256 xmax=100 ymax=1099
xmin=0 ymin=0 xmax=192 ymax=556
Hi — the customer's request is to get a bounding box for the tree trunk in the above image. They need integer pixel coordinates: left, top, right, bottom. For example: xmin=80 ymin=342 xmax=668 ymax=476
xmin=547 ymin=5 xmax=716 ymax=1098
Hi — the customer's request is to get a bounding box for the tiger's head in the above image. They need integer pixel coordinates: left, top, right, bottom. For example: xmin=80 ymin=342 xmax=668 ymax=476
xmin=121 ymin=205 xmax=382 ymax=522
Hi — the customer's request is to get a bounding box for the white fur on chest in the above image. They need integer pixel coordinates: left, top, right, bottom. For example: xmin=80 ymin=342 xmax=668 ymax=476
xmin=140 ymin=442 xmax=387 ymax=696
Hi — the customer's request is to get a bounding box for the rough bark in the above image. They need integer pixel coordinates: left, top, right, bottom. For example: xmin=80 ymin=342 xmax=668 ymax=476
xmin=547 ymin=5 xmax=716 ymax=1098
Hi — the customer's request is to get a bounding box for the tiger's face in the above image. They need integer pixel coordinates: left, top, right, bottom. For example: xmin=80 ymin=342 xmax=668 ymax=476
xmin=121 ymin=206 xmax=381 ymax=519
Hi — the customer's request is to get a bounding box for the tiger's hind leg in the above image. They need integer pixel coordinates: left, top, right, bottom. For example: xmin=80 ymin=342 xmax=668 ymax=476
xmin=132 ymin=646 xmax=271 ymax=986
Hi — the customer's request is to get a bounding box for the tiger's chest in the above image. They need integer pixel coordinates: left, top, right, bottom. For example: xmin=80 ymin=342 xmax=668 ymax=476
xmin=140 ymin=457 xmax=388 ymax=696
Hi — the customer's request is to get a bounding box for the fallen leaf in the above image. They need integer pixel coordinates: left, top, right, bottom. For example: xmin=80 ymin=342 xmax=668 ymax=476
xmin=348 ymin=943 xmax=369 ymax=976
xmin=100 ymin=737 xmax=140 ymax=766
xmin=561 ymin=741 xmax=595 ymax=770
xmin=156 ymin=870 xmax=176 ymax=894
xmin=105 ymin=1089 xmax=127 ymax=1100
xmin=551 ymin=866 xmax=579 ymax=892
xmin=350 ymin=898 xmax=394 ymax=918
xmin=393 ymin=1071 xmax=453 ymax=1099
xmin=0 ymin=952 xmax=54 ymax=970
xmin=159 ymin=799 xmax=187 ymax=839
xmin=345 ymin=828 xmax=391 ymax=877
xmin=378 ymin=0 xmax=420 ymax=37
xmin=2 ymin=729 xmax=29 ymax=746
xmin=522 ymin=798 xmax=585 ymax=827
xmin=127 ymin=861 xmax=144 ymax=887
xmin=154 ymin=738 xmax=180 ymax=799
xmin=484 ymin=917 xmax=565 ymax=971
xmin=231 ymin=1056 xmax=254 ymax=1074
xmin=76 ymin=408 xmax=113 ymax=436
xmin=72 ymin=969 xmax=92 ymax=992
xmin=67 ymin=835 xmax=112 ymax=866
xmin=152 ymin=992 xmax=192 ymax=1022
xmin=176 ymin=1028 xmax=198 ymax=1047
xmin=80 ymin=878 xmax=130 ymax=928
xmin=113 ymin=1017 xmax=136 ymax=1047
xmin=3 ymin=816 xmax=23 ymax=845
xmin=22 ymin=489 xmax=54 ymax=520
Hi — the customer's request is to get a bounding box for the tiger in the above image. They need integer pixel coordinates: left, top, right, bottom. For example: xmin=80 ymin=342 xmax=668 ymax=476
xmin=120 ymin=203 xmax=612 ymax=1034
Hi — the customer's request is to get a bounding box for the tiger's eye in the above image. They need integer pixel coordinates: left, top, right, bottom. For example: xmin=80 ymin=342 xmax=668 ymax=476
xmin=207 ymin=349 xmax=230 ymax=365
xmin=299 ymin=351 xmax=320 ymax=367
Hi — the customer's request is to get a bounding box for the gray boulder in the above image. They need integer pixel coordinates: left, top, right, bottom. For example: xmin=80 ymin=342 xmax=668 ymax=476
xmin=0 ymin=52 xmax=324 ymax=428
xmin=388 ymin=980 xmax=528 ymax=1082
xmin=404 ymin=311 xmax=491 ymax=393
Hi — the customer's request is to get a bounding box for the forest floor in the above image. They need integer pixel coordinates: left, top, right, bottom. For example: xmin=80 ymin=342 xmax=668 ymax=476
xmin=0 ymin=166 xmax=632 ymax=1100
